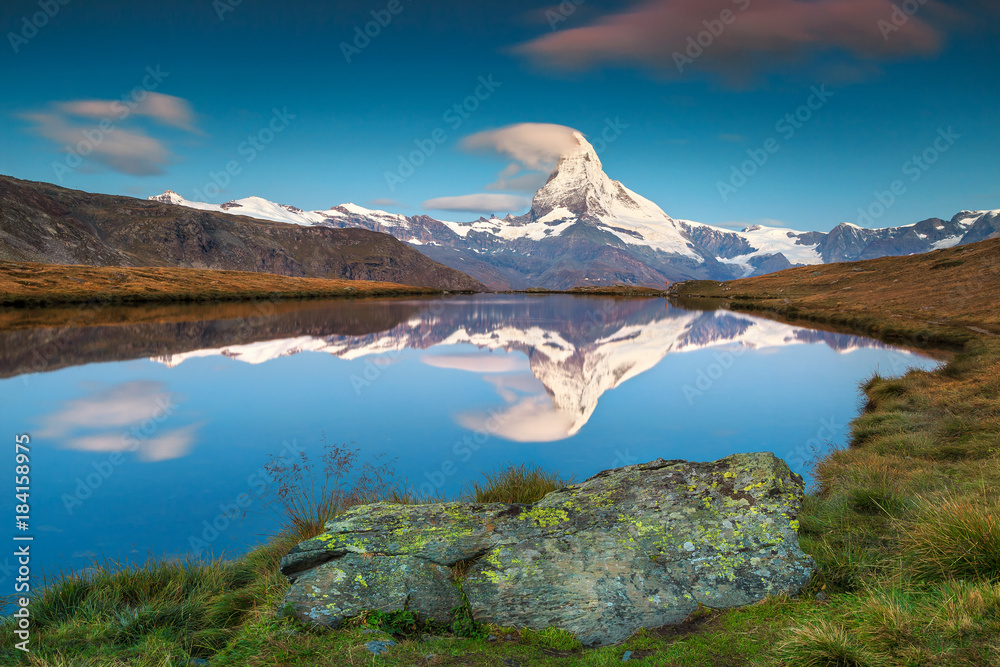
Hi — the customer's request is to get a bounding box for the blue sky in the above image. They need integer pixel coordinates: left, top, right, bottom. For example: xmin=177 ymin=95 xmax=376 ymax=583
xmin=0 ymin=0 xmax=997 ymax=230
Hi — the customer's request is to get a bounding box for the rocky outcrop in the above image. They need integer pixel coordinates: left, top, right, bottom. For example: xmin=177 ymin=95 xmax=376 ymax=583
xmin=279 ymin=452 xmax=814 ymax=646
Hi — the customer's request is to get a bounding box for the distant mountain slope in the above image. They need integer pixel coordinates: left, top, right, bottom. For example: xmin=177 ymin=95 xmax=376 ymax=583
xmin=150 ymin=133 xmax=998 ymax=291
xmin=0 ymin=175 xmax=485 ymax=291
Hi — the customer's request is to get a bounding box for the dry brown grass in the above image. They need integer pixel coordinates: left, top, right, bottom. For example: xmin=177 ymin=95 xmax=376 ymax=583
xmin=670 ymin=236 xmax=1000 ymax=346
xmin=0 ymin=260 xmax=440 ymax=307
xmin=679 ymin=237 xmax=1000 ymax=665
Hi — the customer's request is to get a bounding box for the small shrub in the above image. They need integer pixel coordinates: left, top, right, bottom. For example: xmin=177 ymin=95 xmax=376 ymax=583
xmin=261 ymin=440 xmax=397 ymax=541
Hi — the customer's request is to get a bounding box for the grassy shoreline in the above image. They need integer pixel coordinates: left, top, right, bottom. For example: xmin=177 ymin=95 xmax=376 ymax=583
xmin=507 ymin=285 xmax=671 ymax=297
xmin=0 ymin=260 xmax=450 ymax=308
xmin=4 ymin=241 xmax=1000 ymax=665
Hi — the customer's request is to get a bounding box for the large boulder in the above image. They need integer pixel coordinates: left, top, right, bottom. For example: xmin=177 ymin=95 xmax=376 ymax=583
xmin=279 ymin=452 xmax=814 ymax=646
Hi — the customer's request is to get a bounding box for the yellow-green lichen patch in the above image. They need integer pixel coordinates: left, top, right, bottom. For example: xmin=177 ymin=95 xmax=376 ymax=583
xmin=521 ymin=506 xmax=571 ymax=528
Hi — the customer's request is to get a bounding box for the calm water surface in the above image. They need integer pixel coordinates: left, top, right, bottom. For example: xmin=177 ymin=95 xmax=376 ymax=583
xmin=0 ymin=295 xmax=937 ymax=584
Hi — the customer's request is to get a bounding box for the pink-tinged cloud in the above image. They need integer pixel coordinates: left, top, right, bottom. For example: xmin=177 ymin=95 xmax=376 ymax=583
xmin=57 ymin=93 xmax=200 ymax=133
xmin=516 ymin=0 xmax=946 ymax=81
xmin=20 ymin=93 xmax=201 ymax=176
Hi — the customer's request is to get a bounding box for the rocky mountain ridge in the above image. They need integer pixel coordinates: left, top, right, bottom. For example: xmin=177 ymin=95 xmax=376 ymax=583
xmin=151 ymin=133 xmax=999 ymax=290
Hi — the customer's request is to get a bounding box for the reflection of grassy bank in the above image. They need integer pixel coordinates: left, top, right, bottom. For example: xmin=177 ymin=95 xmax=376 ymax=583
xmin=673 ymin=238 xmax=1000 ymax=665
xmin=514 ymin=285 xmax=670 ymax=297
xmin=0 ymin=260 xmax=444 ymax=308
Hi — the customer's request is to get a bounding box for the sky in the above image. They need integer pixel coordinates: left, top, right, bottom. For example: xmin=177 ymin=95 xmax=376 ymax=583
xmin=1 ymin=0 xmax=998 ymax=231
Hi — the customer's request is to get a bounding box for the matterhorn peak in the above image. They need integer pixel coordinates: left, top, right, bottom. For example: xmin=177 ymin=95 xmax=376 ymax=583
xmin=529 ymin=131 xmax=671 ymax=226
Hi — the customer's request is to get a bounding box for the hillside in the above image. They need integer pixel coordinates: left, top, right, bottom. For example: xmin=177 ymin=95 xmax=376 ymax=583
xmin=669 ymin=235 xmax=1000 ymax=344
xmin=0 ymin=260 xmax=443 ymax=308
xmin=0 ymin=175 xmax=485 ymax=292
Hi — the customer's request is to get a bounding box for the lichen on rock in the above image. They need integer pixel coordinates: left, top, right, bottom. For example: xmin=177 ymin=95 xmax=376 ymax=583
xmin=279 ymin=452 xmax=815 ymax=646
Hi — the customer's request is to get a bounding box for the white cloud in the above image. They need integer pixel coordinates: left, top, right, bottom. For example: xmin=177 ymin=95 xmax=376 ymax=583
xmin=66 ymin=424 xmax=199 ymax=462
xmin=462 ymin=123 xmax=580 ymax=171
xmin=422 ymin=193 xmax=532 ymax=215
xmin=422 ymin=354 xmax=529 ymax=374
xmin=457 ymin=396 xmax=576 ymax=442
xmin=37 ymin=381 xmax=200 ymax=462
xmin=38 ymin=381 xmax=175 ymax=437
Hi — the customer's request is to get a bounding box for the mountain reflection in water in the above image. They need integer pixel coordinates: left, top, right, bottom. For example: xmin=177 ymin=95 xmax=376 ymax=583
xmin=2 ymin=295 xmax=915 ymax=444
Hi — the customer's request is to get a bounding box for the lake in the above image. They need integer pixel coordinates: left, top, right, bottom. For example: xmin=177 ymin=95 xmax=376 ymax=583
xmin=0 ymin=294 xmax=937 ymax=587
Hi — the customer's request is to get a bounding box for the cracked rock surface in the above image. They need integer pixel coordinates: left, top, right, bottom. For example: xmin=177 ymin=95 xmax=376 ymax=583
xmin=279 ymin=452 xmax=814 ymax=646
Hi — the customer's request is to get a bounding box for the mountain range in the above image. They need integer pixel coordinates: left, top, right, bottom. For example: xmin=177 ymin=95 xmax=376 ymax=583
xmin=0 ymin=175 xmax=483 ymax=291
xmin=151 ymin=132 xmax=1000 ymax=290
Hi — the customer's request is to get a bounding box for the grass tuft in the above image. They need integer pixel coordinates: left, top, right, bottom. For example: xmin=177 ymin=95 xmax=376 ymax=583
xmin=465 ymin=463 xmax=573 ymax=504
xmin=779 ymin=620 xmax=881 ymax=667
xmin=903 ymin=498 xmax=1000 ymax=582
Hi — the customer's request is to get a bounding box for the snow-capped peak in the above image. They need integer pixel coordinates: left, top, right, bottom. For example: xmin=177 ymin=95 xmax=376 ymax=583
xmin=149 ymin=190 xmax=184 ymax=205
xmin=526 ymin=132 xmax=701 ymax=260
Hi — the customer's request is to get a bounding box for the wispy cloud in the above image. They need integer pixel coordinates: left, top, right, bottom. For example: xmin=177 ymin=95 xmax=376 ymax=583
xmin=20 ymin=92 xmax=201 ymax=176
xmin=37 ymin=381 xmax=200 ymax=462
xmin=422 ymin=193 xmax=532 ymax=215
xmin=516 ymin=0 xmax=948 ymax=83
xmin=66 ymin=424 xmax=199 ymax=462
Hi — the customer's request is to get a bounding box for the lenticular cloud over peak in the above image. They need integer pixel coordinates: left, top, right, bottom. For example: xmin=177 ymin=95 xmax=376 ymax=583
xmin=461 ymin=123 xmax=583 ymax=171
